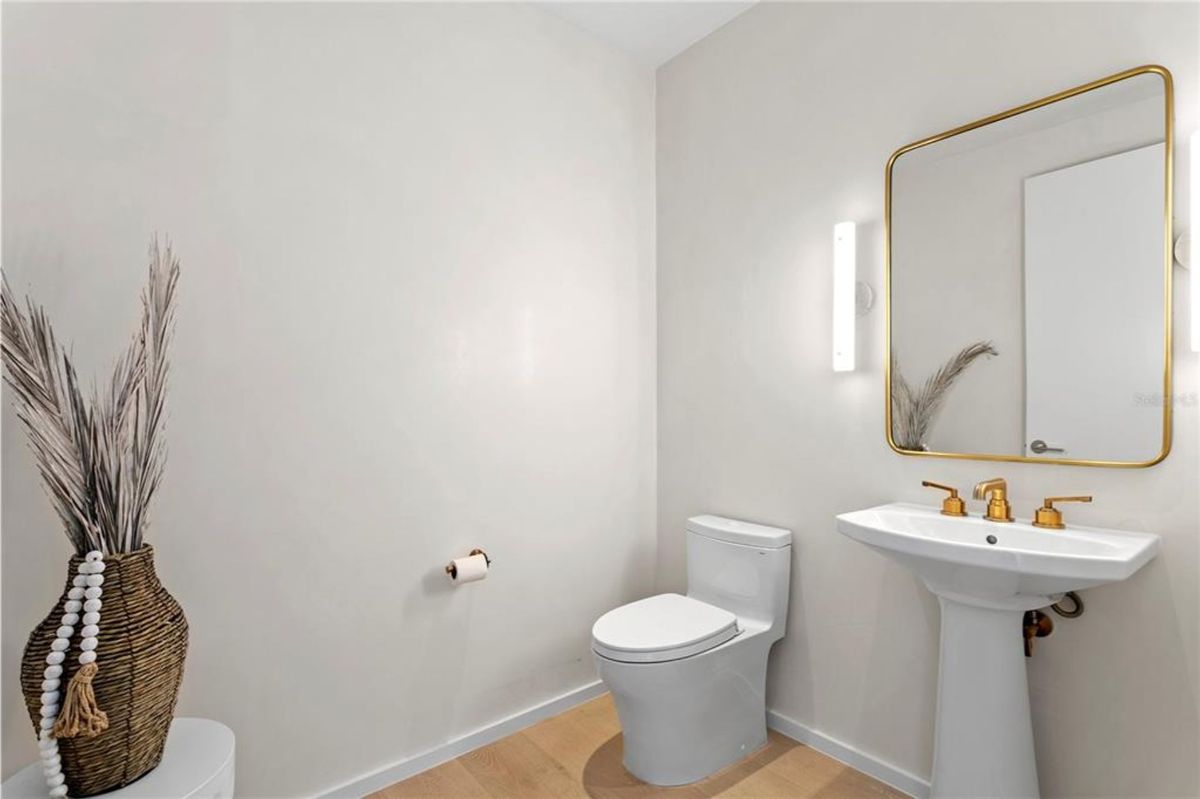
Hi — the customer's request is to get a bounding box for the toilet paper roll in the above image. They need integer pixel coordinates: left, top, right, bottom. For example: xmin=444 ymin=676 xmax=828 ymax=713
xmin=448 ymin=553 xmax=489 ymax=584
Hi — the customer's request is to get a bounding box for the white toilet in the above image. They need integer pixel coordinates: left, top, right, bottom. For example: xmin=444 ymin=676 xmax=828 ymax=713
xmin=592 ymin=514 xmax=792 ymax=786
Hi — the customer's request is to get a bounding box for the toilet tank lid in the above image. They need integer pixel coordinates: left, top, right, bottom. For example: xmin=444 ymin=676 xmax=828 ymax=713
xmin=686 ymin=515 xmax=791 ymax=548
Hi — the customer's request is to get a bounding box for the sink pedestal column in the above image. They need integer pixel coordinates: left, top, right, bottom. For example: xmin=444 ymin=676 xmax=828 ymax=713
xmin=931 ymin=595 xmax=1040 ymax=799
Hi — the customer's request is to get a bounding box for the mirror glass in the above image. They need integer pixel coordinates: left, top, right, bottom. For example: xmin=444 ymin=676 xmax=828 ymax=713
xmin=887 ymin=67 xmax=1172 ymax=466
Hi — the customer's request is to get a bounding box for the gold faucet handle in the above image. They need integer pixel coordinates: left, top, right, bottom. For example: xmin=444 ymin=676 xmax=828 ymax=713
xmin=1032 ymin=495 xmax=1093 ymax=529
xmin=922 ymin=481 xmax=967 ymax=517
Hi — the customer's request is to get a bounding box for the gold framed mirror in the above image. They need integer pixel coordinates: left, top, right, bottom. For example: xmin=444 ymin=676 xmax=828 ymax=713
xmin=885 ymin=64 xmax=1174 ymax=468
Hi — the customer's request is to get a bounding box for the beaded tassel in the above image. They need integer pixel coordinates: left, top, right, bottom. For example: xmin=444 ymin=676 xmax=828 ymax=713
xmin=39 ymin=551 xmax=106 ymax=798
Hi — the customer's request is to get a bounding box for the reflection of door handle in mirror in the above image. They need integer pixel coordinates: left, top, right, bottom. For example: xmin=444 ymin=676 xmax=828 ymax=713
xmin=1030 ymin=440 xmax=1064 ymax=454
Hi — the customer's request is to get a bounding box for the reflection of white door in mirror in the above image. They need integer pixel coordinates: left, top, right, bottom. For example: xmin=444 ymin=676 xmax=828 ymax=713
xmin=1023 ymin=143 xmax=1164 ymax=462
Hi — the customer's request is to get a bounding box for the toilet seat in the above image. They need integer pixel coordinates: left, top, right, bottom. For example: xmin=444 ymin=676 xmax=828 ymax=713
xmin=592 ymin=593 xmax=738 ymax=663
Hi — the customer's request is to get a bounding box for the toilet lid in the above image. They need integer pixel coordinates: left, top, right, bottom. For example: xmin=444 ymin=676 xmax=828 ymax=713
xmin=592 ymin=593 xmax=738 ymax=664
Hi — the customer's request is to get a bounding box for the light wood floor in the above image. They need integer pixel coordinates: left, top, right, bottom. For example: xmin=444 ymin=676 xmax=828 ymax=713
xmin=370 ymin=694 xmax=909 ymax=799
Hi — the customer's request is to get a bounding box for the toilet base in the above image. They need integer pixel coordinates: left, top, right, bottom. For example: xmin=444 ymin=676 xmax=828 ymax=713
xmin=594 ymin=628 xmax=775 ymax=786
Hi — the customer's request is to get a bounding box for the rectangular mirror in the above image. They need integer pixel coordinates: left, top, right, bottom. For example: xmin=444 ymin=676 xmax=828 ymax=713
xmin=886 ymin=65 xmax=1173 ymax=467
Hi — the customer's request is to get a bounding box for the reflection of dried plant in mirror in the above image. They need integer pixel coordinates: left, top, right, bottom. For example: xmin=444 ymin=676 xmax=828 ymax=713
xmin=891 ymin=341 xmax=998 ymax=451
xmin=1 ymin=239 xmax=180 ymax=554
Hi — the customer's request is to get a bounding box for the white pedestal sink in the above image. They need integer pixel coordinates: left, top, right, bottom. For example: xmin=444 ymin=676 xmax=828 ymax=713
xmin=837 ymin=503 xmax=1158 ymax=799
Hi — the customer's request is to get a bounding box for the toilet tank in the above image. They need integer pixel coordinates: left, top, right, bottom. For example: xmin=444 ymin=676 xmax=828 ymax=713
xmin=685 ymin=515 xmax=792 ymax=631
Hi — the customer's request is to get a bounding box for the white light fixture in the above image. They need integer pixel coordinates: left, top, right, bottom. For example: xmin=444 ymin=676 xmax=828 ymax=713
xmin=833 ymin=221 xmax=857 ymax=371
xmin=1191 ymin=130 xmax=1198 ymax=352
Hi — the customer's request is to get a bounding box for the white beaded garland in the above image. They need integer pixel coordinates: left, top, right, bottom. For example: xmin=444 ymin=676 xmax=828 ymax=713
xmin=35 ymin=550 xmax=105 ymax=799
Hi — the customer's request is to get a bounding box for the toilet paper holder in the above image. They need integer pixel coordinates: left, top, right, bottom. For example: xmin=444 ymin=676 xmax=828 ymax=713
xmin=445 ymin=548 xmax=491 ymax=579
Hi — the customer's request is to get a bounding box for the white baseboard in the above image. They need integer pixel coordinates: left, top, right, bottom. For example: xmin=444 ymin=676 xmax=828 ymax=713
xmin=767 ymin=709 xmax=930 ymax=799
xmin=315 ymin=681 xmax=606 ymax=799
xmin=315 ymin=684 xmax=928 ymax=799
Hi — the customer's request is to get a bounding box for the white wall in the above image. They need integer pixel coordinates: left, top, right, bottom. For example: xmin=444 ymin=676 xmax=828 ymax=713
xmin=657 ymin=2 xmax=1198 ymax=797
xmin=1 ymin=4 xmax=655 ymax=796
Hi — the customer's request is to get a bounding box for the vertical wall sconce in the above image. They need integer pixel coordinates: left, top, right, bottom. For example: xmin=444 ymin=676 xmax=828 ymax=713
xmin=1191 ymin=130 xmax=1198 ymax=352
xmin=833 ymin=221 xmax=857 ymax=371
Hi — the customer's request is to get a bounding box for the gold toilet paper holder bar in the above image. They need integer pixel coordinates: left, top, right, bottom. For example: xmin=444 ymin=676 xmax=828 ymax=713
xmin=445 ymin=548 xmax=491 ymax=579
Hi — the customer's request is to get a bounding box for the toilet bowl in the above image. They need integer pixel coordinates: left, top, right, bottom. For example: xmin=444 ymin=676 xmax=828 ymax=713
xmin=592 ymin=515 xmax=792 ymax=786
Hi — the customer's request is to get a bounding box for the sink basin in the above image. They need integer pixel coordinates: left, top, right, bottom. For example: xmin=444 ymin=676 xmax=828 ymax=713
xmin=837 ymin=502 xmax=1159 ymax=799
xmin=837 ymin=502 xmax=1159 ymax=609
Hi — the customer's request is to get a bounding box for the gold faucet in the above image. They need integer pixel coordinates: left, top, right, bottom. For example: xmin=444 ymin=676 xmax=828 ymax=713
xmin=973 ymin=478 xmax=1013 ymax=523
xmin=1032 ymin=496 xmax=1092 ymax=529
xmin=921 ymin=481 xmax=967 ymax=516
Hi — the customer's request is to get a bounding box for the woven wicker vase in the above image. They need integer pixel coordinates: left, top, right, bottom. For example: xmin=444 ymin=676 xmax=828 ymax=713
xmin=20 ymin=546 xmax=188 ymax=797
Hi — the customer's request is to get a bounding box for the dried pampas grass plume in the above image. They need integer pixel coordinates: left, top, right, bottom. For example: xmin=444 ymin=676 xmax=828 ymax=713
xmin=891 ymin=341 xmax=998 ymax=451
xmin=2 ymin=238 xmax=180 ymax=554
